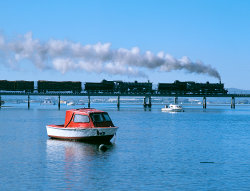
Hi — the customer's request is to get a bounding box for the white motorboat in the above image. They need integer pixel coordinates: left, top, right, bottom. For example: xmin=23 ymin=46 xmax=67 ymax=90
xmin=161 ymin=104 xmax=184 ymax=112
xmin=67 ymin=101 xmax=75 ymax=106
xmin=41 ymin=98 xmax=54 ymax=105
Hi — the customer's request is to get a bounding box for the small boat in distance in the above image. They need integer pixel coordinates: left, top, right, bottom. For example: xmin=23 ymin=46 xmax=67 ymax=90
xmin=46 ymin=108 xmax=118 ymax=143
xmin=76 ymin=100 xmax=85 ymax=105
xmin=41 ymin=98 xmax=54 ymax=105
xmin=60 ymin=100 xmax=67 ymax=105
xmin=161 ymin=104 xmax=184 ymax=112
xmin=67 ymin=101 xmax=75 ymax=106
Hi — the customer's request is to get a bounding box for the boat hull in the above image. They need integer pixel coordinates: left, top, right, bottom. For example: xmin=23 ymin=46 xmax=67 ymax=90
xmin=46 ymin=125 xmax=118 ymax=142
xmin=161 ymin=108 xmax=183 ymax=112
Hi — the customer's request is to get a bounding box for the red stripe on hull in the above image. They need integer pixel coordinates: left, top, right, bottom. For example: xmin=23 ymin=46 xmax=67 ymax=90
xmin=48 ymin=135 xmax=114 ymax=143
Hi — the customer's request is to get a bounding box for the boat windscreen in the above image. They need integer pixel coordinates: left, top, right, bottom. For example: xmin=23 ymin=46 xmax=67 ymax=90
xmin=74 ymin=114 xmax=90 ymax=123
xmin=91 ymin=113 xmax=104 ymax=123
xmin=103 ymin=113 xmax=111 ymax=121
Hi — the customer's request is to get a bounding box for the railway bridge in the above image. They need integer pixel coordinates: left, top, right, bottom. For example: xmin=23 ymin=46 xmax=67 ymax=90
xmin=0 ymin=92 xmax=250 ymax=109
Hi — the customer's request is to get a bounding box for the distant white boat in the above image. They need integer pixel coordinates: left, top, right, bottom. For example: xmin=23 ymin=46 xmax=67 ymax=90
xmin=60 ymin=100 xmax=67 ymax=104
xmin=161 ymin=104 xmax=184 ymax=112
xmin=76 ymin=100 xmax=85 ymax=105
xmin=41 ymin=98 xmax=54 ymax=105
xmin=67 ymin=101 xmax=75 ymax=106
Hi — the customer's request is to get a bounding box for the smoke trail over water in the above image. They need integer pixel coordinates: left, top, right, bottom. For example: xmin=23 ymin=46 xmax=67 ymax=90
xmin=0 ymin=32 xmax=221 ymax=80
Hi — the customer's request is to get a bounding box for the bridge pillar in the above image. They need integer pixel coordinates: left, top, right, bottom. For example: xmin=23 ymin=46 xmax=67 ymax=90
xmin=148 ymin=96 xmax=152 ymax=108
xmin=174 ymin=97 xmax=178 ymax=104
xmin=0 ymin=95 xmax=1 ymax=108
xmin=88 ymin=96 xmax=91 ymax=108
xmin=231 ymin=97 xmax=235 ymax=109
xmin=143 ymin=96 xmax=152 ymax=108
xmin=203 ymin=97 xmax=207 ymax=109
xmin=143 ymin=97 xmax=147 ymax=108
xmin=58 ymin=95 xmax=61 ymax=110
xmin=28 ymin=95 xmax=30 ymax=109
xmin=117 ymin=96 xmax=120 ymax=108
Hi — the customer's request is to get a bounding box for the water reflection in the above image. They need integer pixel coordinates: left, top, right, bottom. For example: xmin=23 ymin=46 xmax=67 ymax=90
xmin=161 ymin=111 xmax=182 ymax=114
xmin=46 ymin=139 xmax=115 ymax=189
xmin=46 ymin=139 xmax=106 ymax=161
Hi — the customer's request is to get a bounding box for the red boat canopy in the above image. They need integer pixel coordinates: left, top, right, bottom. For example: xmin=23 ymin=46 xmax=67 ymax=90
xmin=64 ymin=108 xmax=109 ymax=128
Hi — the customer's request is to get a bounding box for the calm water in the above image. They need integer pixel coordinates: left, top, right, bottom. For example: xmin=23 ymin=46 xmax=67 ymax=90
xmin=1 ymin=103 xmax=250 ymax=190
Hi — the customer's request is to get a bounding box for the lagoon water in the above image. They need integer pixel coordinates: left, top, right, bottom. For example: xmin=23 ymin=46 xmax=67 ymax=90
xmin=1 ymin=103 xmax=250 ymax=190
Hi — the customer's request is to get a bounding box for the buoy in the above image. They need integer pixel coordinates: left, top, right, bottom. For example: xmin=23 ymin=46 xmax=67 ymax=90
xmin=99 ymin=144 xmax=108 ymax=151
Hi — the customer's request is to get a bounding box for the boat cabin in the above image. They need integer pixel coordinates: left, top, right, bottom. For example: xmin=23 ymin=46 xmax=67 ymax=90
xmin=165 ymin=104 xmax=182 ymax=109
xmin=64 ymin=108 xmax=114 ymax=128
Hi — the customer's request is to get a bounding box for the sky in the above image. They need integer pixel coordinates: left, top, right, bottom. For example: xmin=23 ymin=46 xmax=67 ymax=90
xmin=0 ymin=0 xmax=250 ymax=89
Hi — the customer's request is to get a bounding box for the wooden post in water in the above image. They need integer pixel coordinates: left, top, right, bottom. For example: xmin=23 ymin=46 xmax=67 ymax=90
xmin=203 ymin=96 xmax=207 ymax=109
xmin=143 ymin=97 xmax=147 ymax=108
xmin=88 ymin=95 xmax=91 ymax=108
xmin=117 ymin=95 xmax=120 ymax=108
xmin=148 ymin=96 xmax=152 ymax=108
xmin=231 ymin=97 xmax=235 ymax=109
xmin=28 ymin=94 xmax=30 ymax=109
xmin=58 ymin=95 xmax=61 ymax=110
xmin=174 ymin=97 xmax=178 ymax=104
xmin=0 ymin=95 xmax=1 ymax=108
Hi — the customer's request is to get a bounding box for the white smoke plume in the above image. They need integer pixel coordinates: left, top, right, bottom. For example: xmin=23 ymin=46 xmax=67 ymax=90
xmin=0 ymin=32 xmax=221 ymax=80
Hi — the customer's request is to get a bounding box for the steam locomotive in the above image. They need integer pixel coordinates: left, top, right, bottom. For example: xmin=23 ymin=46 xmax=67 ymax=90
xmin=0 ymin=80 xmax=228 ymax=95
xmin=158 ymin=80 xmax=228 ymax=94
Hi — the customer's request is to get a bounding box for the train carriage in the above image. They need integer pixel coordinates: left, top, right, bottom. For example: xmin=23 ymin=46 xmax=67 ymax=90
xmin=0 ymin=80 xmax=16 ymax=91
xmin=84 ymin=80 xmax=115 ymax=93
xmin=38 ymin=81 xmax=82 ymax=93
xmin=158 ymin=81 xmax=189 ymax=94
xmin=15 ymin=81 xmax=34 ymax=92
xmin=0 ymin=80 xmax=34 ymax=92
xmin=118 ymin=81 xmax=152 ymax=94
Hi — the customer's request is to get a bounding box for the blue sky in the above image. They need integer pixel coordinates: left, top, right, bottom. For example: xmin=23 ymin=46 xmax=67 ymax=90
xmin=0 ymin=0 xmax=249 ymax=89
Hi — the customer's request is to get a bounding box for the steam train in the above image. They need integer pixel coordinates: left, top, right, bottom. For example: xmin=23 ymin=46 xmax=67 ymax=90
xmin=0 ymin=80 xmax=228 ymax=95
